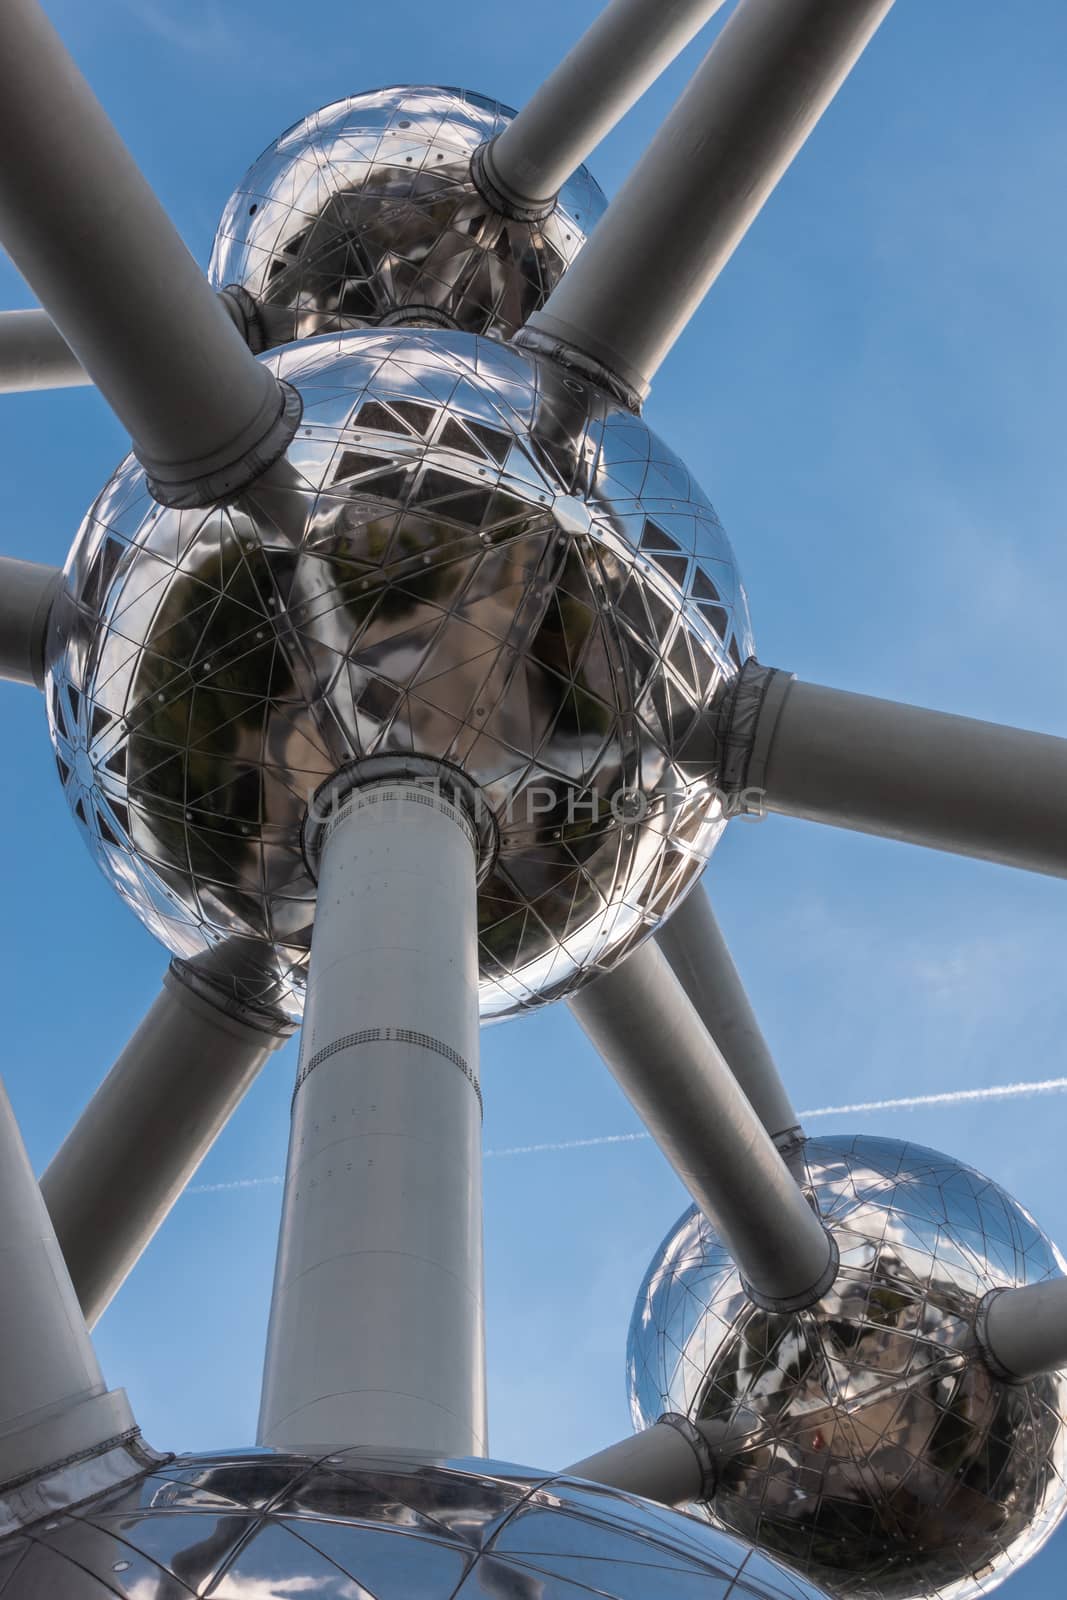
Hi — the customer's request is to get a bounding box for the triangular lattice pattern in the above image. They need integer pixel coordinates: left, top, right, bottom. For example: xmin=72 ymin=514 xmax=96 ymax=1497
xmin=0 ymin=1452 xmax=828 ymax=1599
xmin=627 ymin=1135 xmax=1067 ymax=1600
xmin=208 ymin=86 xmax=607 ymax=345
xmin=48 ymin=329 xmax=752 ymax=1020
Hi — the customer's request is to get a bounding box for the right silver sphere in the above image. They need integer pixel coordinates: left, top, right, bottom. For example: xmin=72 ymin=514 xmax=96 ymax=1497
xmin=627 ymin=1135 xmax=1067 ymax=1600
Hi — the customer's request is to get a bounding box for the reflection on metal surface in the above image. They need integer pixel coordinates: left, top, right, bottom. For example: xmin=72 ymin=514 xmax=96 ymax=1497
xmin=48 ymin=328 xmax=750 ymax=1020
xmin=628 ymin=1135 xmax=1067 ymax=1599
xmin=0 ymin=1448 xmax=831 ymax=1597
xmin=208 ymin=86 xmax=606 ymax=347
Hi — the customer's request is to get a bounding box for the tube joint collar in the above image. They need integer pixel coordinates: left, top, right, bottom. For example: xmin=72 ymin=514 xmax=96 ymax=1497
xmin=470 ymin=140 xmax=558 ymax=223
xmin=742 ymin=1230 xmax=840 ymax=1314
xmin=138 ymin=378 xmax=303 ymax=510
xmin=657 ymin=1412 xmax=718 ymax=1501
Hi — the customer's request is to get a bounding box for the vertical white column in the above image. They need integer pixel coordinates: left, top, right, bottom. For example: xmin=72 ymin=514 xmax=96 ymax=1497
xmin=258 ymin=781 xmax=486 ymax=1458
xmin=0 ymin=1078 xmax=134 ymax=1489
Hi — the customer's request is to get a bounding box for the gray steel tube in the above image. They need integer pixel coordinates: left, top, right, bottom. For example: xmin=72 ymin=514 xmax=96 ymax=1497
xmin=480 ymin=0 xmax=729 ymax=213
xmin=569 ymin=941 xmax=837 ymax=1310
xmin=0 ymin=1077 xmax=134 ymax=1489
xmin=0 ymin=309 xmax=89 ymax=393
xmin=0 ymin=0 xmax=298 ymax=506
xmin=0 ymin=557 xmax=62 ymax=688
xmin=977 ymin=1280 xmax=1067 ymax=1383
xmin=521 ymin=0 xmax=894 ymax=399
xmin=656 ymin=888 xmax=801 ymax=1147
xmin=259 ymin=779 xmax=486 ymax=1456
xmin=41 ymin=961 xmax=292 ymax=1330
xmin=567 ymin=1417 xmax=711 ymax=1505
xmin=753 ymin=676 xmax=1067 ymax=880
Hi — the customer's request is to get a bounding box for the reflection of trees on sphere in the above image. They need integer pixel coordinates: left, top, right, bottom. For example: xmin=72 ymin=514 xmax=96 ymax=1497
xmin=208 ymin=85 xmax=607 ymax=346
xmin=48 ymin=328 xmax=752 ymax=1020
xmin=628 ymin=1135 xmax=1067 ymax=1600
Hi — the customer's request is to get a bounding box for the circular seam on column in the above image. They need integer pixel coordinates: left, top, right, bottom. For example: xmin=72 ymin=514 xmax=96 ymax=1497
xmin=974 ymin=1288 xmax=1023 ymax=1384
xmin=741 ymin=1231 xmax=840 ymax=1314
xmin=166 ymin=959 xmax=296 ymax=1043
xmin=512 ymin=323 xmax=645 ymax=413
xmin=291 ymin=1026 xmax=483 ymax=1116
xmin=469 ymin=139 xmax=558 ymax=222
xmin=657 ymin=1411 xmax=718 ymax=1500
xmin=303 ymin=755 xmax=498 ymax=883
xmin=141 ymin=380 xmax=303 ymax=509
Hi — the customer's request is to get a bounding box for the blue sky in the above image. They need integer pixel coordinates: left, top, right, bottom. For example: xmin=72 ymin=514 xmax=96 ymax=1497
xmin=3 ymin=0 xmax=1067 ymax=1592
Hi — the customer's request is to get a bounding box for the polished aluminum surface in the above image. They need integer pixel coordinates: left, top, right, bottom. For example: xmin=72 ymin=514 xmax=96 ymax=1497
xmin=48 ymin=328 xmax=751 ymax=1020
xmin=208 ymin=86 xmax=606 ymax=347
xmin=0 ymin=1448 xmax=830 ymax=1597
xmin=628 ymin=1135 xmax=1067 ymax=1599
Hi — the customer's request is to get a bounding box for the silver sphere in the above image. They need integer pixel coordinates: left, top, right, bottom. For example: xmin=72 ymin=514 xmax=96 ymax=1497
xmin=208 ymin=85 xmax=606 ymax=346
xmin=627 ymin=1135 xmax=1067 ymax=1600
xmin=0 ymin=1448 xmax=832 ymax=1598
xmin=48 ymin=329 xmax=751 ymax=1020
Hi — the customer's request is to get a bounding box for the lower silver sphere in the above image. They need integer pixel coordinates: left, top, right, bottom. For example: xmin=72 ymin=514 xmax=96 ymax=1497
xmin=0 ymin=1449 xmax=830 ymax=1598
xmin=48 ymin=329 xmax=751 ymax=1020
xmin=627 ymin=1135 xmax=1067 ymax=1600
xmin=208 ymin=85 xmax=606 ymax=346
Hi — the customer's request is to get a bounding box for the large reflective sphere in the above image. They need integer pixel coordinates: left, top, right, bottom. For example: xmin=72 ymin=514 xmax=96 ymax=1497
xmin=208 ymin=85 xmax=606 ymax=345
xmin=628 ymin=1136 xmax=1067 ymax=1600
xmin=0 ymin=1448 xmax=832 ymax=1598
xmin=48 ymin=329 xmax=751 ymax=1020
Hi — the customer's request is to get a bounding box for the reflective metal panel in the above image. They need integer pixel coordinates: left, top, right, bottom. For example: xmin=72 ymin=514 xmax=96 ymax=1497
xmin=208 ymin=86 xmax=607 ymax=346
xmin=0 ymin=1451 xmax=830 ymax=1598
xmin=628 ymin=1135 xmax=1067 ymax=1600
xmin=48 ymin=329 xmax=751 ymax=1019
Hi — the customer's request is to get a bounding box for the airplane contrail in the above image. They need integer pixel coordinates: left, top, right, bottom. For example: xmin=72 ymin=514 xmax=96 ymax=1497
xmin=186 ymin=1076 xmax=1067 ymax=1193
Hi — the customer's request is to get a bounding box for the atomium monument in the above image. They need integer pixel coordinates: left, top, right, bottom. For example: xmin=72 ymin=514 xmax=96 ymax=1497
xmin=2 ymin=0 xmax=1067 ymax=1597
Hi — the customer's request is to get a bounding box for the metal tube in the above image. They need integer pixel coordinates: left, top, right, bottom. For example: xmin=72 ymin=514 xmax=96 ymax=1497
xmin=0 ymin=557 xmax=62 ymax=689
xmin=40 ymin=961 xmax=292 ymax=1331
xmin=749 ymin=675 xmax=1067 ymax=880
xmin=480 ymin=0 xmax=729 ymax=214
xmin=0 ymin=309 xmax=89 ymax=394
xmin=566 ymin=1417 xmax=710 ymax=1504
xmin=0 ymin=0 xmax=298 ymax=506
xmin=258 ymin=779 xmax=486 ymax=1456
xmin=977 ymin=1281 xmax=1067 ymax=1383
xmin=569 ymin=941 xmax=837 ymax=1311
xmin=656 ymin=887 xmax=801 ymax=1148
xmin=0 ymin=1077 xmax=134 ymax=1489
xmin=520 ymin=0 xmax=894 ymax=401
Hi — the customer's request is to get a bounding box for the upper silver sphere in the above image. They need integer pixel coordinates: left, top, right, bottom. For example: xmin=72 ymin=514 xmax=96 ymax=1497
xmin=208 ymin=85 xmax=606 ymax=346
xmin=0 ymin=1447 xmax=831 ymax=1598
xmin=48 ymin=328 xmax=751 ymax=1020
xmin=628 ymin=1135 xmax=1067 ymax=1600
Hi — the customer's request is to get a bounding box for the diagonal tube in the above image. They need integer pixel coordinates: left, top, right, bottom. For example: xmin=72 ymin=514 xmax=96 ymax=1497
xmin=476 ymin=0 xmax=729 ymax=216
xmin=656 ymin=887 xmax=802 ymax=1154
xmin=976 ymin=1279 xmax=1067 ymax=1382
xmin=40 ymin=958 xmax=293 ymax=1330
xmin=0 ymin=310 xmax=90 ymax=394
xmin=729 ymin=669 xmax=1067 ymax=880
xmin=518 ymin=0 xmax=895 ymax=402
xmin=0 ymin=0 xmax=299 ymax=505
xmin=569 ymin=940 xmax=837 ymax=1311
xmin=0 ymin=557 xmax=62 ymax=688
